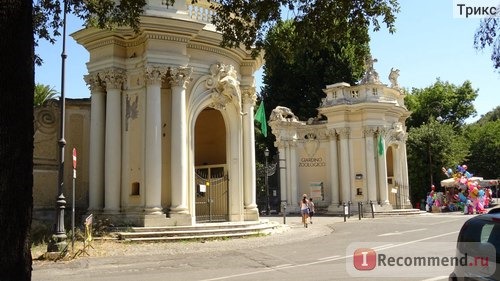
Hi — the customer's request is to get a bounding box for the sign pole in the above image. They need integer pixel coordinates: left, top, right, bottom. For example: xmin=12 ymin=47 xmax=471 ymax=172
xmin=72 ymin=148 xmax=77 ymax=253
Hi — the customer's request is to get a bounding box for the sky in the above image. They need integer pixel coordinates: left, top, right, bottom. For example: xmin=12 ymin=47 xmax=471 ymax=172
xmin=36 ymin=0 xmax=499 ymax=123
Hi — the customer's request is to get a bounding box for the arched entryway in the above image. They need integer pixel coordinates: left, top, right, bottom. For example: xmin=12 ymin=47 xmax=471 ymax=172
xmin=194 ymin=108 xmax=228 ymax=222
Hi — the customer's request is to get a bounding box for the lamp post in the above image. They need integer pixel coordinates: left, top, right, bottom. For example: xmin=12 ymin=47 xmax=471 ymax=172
xmin=264 ymin=147 xmax=270 ymax=215
xmin=47 ymin=0 xmax=68 ymax=253
xmin=426 ymin=115 xmax=443 ymax=190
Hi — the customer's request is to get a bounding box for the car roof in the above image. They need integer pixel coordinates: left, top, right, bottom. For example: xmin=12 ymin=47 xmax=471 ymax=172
xmin=470 ymin=212 xmax=500 ymax=222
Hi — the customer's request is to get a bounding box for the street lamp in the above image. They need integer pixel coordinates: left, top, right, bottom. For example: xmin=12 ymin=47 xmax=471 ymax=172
xmin=427 ymin=115 xmax=443 ymax=190
xmin=264 ymin=147 xmax=270 ymax=215
xmin=47 ymin=0 xmax=68 ymax=253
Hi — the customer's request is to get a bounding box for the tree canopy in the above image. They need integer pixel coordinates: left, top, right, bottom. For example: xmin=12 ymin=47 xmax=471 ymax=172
xmin=34 ymin=83 xmax=58 ymax=106
xmin=404 ymin=79 xmax=478 ymax=130
xmin=212 ymin=0 xmax=400 ymax=57
xmin=475 ymin=17 xmax=500 ymax=71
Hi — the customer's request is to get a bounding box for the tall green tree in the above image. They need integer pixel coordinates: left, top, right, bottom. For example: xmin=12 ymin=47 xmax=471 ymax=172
xmin=406 ymin=120 xmax=469 ymax=204
xmin=34 ymin=83 xmax=59 ymax=106
xmin=464 ymin=120 xmax=500 ymax=179
xmin=405 ymin=79 xmax=478 ymax=130
xmin=260 ymin=20 xmax=366 ymax=121
xmin=212 ymin=0 xmax=399 ymax=57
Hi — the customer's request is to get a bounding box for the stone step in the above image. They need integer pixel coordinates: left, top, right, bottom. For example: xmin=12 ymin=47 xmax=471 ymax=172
xmin=117 ymin=220 xmax=282 ymax=242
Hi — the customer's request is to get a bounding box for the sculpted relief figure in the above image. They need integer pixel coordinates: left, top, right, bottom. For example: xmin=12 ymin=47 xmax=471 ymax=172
xmin=270 ymin=106 xmax=299 ymax=122
xmin=206 ymin=63 xmax=242 ymax=110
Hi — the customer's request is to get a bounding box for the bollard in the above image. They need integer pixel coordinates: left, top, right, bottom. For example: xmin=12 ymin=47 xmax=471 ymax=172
xmin=360 ymin=201 xmax=364 ymax=218
xmin=348 ymin=201 xmax=352 ymax=218
xmin=343 ymin=202 xmax=347 ymax=222
xmin=370 ymin=200 xmax=375 ymax=218
xmin=358 ymin=202 xmax=362 ymax=220
xmin=281 ymin=201 xmax=287 ymax=224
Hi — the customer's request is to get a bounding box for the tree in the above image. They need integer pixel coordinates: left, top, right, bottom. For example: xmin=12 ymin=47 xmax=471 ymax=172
xmin=34 ymin=83 xmax=59 ymax=106
xmin=260 ymin=20 xmax=366 ymax=121
xmin=406 ymin=120 xmax=469 ymax=204
xmin=475 ymin=17 xmax=500 ymax=71
xmin=464 ymin=120 xmax=500 ymax=179
xmin=212 ymin=0 xmax=400 ymax=57
xmin=404 ymin=79 xmax=478 ymax=130
xmin=0 ymin=1 xmax=35 ymax=280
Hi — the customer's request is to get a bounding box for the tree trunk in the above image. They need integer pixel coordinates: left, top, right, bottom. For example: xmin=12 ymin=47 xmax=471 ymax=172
xmin=0 ymin=0 xmax=34 ymax=280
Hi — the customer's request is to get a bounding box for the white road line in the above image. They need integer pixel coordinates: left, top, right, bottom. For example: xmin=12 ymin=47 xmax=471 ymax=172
xmin=198 ymin=231 xmax=459 ymax=281
xmin=420 ymin=276 xmax=449 ymax=281
xmin=378 ymin=228 xmax=427 ymax=236
xmin=273 ymin=264 xmax=293 ymax=268
xmin=317 ymin=255 xmax=341 ymax=260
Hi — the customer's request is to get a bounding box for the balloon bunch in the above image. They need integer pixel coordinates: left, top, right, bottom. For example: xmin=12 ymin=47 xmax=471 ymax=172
xmin=441 ymin=164 xmax=473 ymax=183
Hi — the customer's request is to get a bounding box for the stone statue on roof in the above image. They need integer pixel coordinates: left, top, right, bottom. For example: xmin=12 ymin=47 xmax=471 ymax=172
xmin=360 ymin=55 xmax=381 ymax=85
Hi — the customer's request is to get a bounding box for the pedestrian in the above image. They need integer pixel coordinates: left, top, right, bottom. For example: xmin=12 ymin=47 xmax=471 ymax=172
xmin=308 ymin=198 xmax=315 ymax=224
xmin=299 ymin=194 xmax=310 ymax=228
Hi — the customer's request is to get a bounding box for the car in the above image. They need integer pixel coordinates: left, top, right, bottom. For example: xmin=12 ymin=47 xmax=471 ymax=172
xmin=449 ymin=213 xmax=500 ymax=281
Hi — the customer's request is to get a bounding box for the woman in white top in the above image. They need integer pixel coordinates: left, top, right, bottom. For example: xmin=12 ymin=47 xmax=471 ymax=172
xmin=299 ymin=194 xmax=310 ymax=228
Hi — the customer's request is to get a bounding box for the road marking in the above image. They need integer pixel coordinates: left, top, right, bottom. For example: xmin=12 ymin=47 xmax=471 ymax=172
xmin=372 ymin=244 xmax=394 ymax=250
xmin=273 ymin=264 xmax=293 ymax=268
xmin=199 ymin=231 xmax=459 ymax=281
xmin=378 ymin=228 xmax=427 ymax=236
xmin=420 ymin=276 xmax=449 ymax=281
xmin=317 ymin=255 xmax=341 ymax=260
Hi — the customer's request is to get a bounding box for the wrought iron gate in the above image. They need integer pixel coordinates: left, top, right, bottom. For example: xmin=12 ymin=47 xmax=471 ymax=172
xmin=195 ymin=166 xmax=229 ymax=222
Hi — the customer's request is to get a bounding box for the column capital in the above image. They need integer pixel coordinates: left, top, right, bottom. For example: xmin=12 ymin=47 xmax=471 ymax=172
xmin=363 ymin=127 xmax=377 ymax=138
xmin=168 ymin=66 xmax=193 ymax=89
xmin=337 ymin=128 xmax=350 ymax=139
xmin=145 ymin=65 xmax=168 ymax=85
xmin=84 ymin=73 xmax=105 ymax=93
xmin=241 ymin=86 xmax=257 ymax=105
xmin=99 ymin=68 xmax=126 ymax=90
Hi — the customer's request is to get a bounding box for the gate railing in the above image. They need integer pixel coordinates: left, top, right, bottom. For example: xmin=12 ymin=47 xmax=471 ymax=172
xmin=195 ymin=168 xmax=228 ymax=222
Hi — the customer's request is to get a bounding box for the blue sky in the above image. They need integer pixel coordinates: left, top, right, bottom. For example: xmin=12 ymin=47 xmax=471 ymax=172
xmin=36 ymin=0 xmax=499 ymax=123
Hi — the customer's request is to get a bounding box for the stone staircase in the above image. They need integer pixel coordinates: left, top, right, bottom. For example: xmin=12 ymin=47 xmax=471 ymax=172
xmin=116 ymin=220 xmax=284 ymax=242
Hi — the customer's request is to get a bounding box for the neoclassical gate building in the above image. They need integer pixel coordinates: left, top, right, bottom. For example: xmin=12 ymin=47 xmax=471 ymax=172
xmin=70 ymin=0 xmax=262 ymax=226
xmin=269 ymin=62 xmax=412 ymax=213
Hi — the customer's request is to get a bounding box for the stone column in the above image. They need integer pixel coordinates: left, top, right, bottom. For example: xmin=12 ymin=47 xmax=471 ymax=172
xmin=241 ymin=87 xmax=258 ymax=212
xmin=401 ymin=140 xmax=411 ymax=206
xmin=168 ymin=66 xmax=192 ymax=214
xmin=144 ymin=65 xmax=167 ymax=214
xmin=328 ymin=129 xmax=340 ymax=207
xmin=377 ymin=131 xmax=389 ymax=206
xmin=290 ymin=142 xmax=298 ymax=206
xmin=364 ymin=127 xmax=377 ymax=204
xmin=278 ymin=144 xmax=287 ymax=207
xmin=100 ymin=69 xmax=126 ymax=213
xmin=338 ymin=128 xmax=351 ymax=204
xmin=84 ymin=73 xmax=105 ymax=211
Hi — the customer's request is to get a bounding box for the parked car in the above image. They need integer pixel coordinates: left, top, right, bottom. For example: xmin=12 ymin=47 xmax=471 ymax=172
xmin=449 ymin=213 xmax=500 ymax=280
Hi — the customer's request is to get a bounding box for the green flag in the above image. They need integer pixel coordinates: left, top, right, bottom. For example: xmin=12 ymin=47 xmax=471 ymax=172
xmin=254 ymin=101 xmax=267 ymax=137
xmin=378 ymin=134 xmax=384 ymax=156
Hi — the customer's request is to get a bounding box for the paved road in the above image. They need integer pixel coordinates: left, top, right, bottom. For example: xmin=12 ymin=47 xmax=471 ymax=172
xmin=33 ymin=212 xmax=474 ymax=281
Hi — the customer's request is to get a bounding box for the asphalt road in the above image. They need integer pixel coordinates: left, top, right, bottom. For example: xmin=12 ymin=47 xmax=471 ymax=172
xmin=33 ymin=212 xmax=473 ymax=281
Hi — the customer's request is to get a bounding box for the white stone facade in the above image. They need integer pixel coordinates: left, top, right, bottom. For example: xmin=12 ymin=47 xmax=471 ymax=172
xmin=71 ymin=0 xmax=263 ymax=226
xmin=269 ymin=65 xmax=412 ymax=213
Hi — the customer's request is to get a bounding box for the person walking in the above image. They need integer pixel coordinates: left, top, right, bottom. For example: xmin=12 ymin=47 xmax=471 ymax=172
xmin=299 ymin=194 xmax=310 ymax=228
xmin=308 ymin=197 xmax=315 ymax=224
